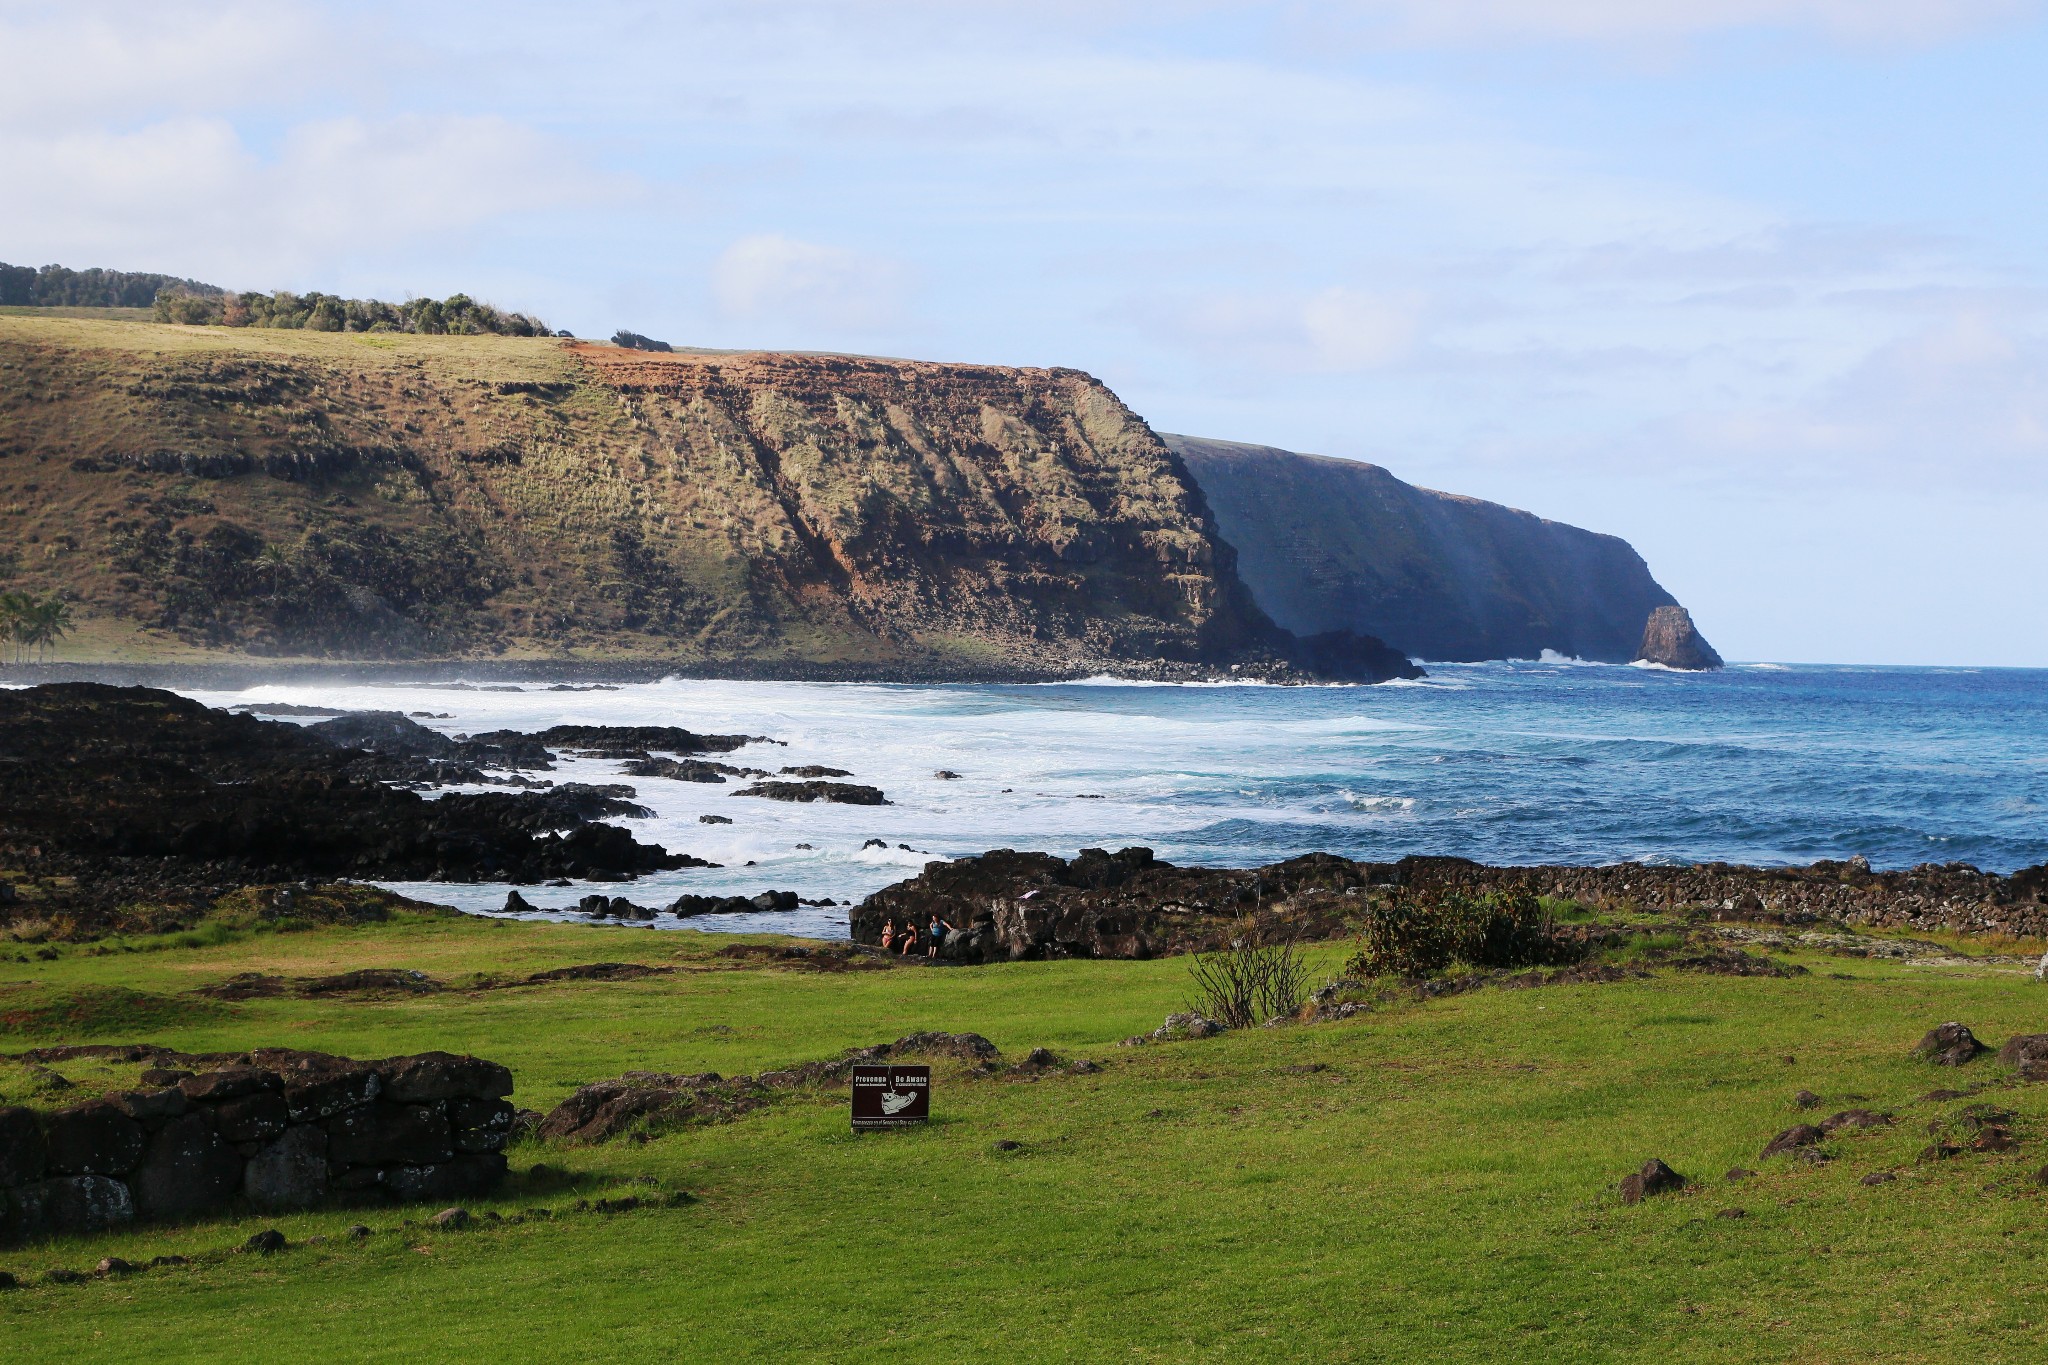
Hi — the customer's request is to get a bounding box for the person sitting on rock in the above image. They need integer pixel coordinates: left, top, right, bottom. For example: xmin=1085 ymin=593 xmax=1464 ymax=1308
xmin=898 ymin=921 xmax=918 ymax=956
xmin=881 ymin=919 xmax=896 ymax=953
xmin=926 ymin=914 xmax=954 ymax=959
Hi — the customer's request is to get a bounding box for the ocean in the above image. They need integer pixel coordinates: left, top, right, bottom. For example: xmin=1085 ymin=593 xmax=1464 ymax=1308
xmin=181 ymin=659 xmax=2048 ymax=939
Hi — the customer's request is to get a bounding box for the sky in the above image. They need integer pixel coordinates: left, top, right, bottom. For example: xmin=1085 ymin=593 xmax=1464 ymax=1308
xmin=3 ymin=0 xmax=2044 ymax=666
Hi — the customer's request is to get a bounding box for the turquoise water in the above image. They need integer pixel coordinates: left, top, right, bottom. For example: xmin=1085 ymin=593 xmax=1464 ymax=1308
xmin=190 ymin=660 xmax=2048 ymax=935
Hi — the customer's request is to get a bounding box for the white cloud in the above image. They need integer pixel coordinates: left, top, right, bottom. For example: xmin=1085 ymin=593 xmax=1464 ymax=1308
xmin=710 ymin=234 xmax=909 ymax=332
xmin=0 ymin=111 xmax=595 ymax=285
xmin=0 ymin=1 xmax=330 ymax=121
xmin=1138 ymin=285 xmax=1426 ymax=374
xmin=1293 ymin=0 xmax=2036 ymax=46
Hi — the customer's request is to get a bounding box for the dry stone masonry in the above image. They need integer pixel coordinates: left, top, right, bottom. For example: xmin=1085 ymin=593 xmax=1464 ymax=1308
xmin=0 ymin=1046 xmax=513 ymax=1245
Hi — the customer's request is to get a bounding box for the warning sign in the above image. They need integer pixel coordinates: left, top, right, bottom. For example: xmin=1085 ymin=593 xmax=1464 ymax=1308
xmin=851 ymin=1064 xmax=930 ymax=1130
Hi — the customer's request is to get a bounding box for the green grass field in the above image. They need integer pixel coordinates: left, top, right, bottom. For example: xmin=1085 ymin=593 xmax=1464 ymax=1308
xmin=5 ymin=912 xmax=2048 ymax=1361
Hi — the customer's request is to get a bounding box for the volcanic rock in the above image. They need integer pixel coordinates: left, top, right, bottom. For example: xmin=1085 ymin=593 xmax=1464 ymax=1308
xmin=1761 ymin=1124 xmax=1825 ymax=1159
xmin=0 ymin=1106 xmax=48 ymax=1186
xmin=377 ymin=1052 xmax=514 ymax=1104
xmin=1819 ymin=1109 xmax=1891 ymax=1134
xmin=130 ymin=1112 xmax=242 ymax=1220
xmin=244 ymin=1124 xmax=329 ymax=1211
xmin=41 ymin=1102 xmax=145 ymax=1177
xmin=1916 ymin=1022 xmax=1988 ymax=1066
xmin=734 ymin=780 xmax=889 ymax=805
xmin=1618 ymin=1159 xmax=1686 ymax=1204
xmin=1634 ymin=605 xmax=1724 ymax=671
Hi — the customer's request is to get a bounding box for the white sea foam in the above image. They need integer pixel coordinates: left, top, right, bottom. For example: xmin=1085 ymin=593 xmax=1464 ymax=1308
xmin=172 ymin=660 xmax=2048 ymax=935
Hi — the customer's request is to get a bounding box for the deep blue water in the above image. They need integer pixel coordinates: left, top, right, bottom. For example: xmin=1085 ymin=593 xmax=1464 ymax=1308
xmin=195 ymin=660 xmax=2048 ymax=935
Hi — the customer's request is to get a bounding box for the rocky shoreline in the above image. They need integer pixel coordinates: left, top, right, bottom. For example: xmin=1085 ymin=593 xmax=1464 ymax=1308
xmin=8 ymin=682 xmax=2045 ymax=953
xmin=0 ymin=684 xmax=738 ymax=937
xmin=854 ymin=847 xmax=2048 ymax=962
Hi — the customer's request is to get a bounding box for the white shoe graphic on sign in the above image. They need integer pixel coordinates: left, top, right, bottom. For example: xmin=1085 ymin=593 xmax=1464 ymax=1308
xmin=880 ymin=1090 xmax=917 ymax=1115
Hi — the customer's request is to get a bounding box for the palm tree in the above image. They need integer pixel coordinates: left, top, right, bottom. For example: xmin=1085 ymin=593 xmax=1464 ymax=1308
xmin=23 ymin=597 xmax=74 ymax=662
xmin=0 ymin=591 xmax=28 ymax=665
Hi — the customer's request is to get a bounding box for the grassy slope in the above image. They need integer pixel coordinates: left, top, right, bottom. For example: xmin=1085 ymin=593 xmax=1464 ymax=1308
xmin=5 ymin=917 xmax=2048 ymax=1362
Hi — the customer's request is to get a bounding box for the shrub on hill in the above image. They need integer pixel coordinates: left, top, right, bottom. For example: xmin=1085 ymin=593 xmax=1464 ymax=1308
xmin=0 ymin=261 xmax=222 ymax=308
xmin=154 ymin=286 xmax=549 ymax=337
xmin=612 ymin=329 xmax=673 ymax=352
xmin=1346 ymin=889 xmax=1575 ymax=977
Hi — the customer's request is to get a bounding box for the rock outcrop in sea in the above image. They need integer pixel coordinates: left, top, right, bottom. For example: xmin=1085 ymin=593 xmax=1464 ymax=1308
xmin=1634 ymin=605 xmax=1724 ymax=670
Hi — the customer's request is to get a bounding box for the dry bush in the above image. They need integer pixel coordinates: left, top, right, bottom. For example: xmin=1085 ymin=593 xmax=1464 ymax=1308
xmin=1186 ymin=931 xmax=1310 ymax=1029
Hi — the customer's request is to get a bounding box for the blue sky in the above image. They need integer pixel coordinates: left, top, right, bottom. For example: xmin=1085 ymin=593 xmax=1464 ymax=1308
xmin=4 ymin=1 xmax=2045 ymax=665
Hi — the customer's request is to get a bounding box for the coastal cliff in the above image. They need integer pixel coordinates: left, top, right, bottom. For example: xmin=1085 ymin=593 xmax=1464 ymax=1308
xmin=0 ymin=316 xmax=1412 ymax=679
xmin=1168 ymin=435 xmax=1686 ymax=663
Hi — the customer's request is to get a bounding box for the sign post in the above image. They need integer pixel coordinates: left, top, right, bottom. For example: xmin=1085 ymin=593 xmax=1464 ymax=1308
xmin=851 ymin=1063 xmax=930 ymax=1131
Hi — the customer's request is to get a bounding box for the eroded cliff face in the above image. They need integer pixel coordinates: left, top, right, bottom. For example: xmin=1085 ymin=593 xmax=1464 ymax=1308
xmin=573 ymin=346 xmax=1276 ymax=668
xmin=0 ymin=320 xmax=1310 ymax=675
xmin=1169 ymin=435 xmax=1683 ymax=664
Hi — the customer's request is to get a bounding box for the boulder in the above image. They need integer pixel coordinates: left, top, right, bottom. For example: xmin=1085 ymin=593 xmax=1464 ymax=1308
xmin=283 ymin=1068 xmax=380 ymax=1122
xmin=1792 ymin=1090 xmax=1820 ymax=1109
xmin=106 ymin=1088 xmax=189 ymax=1125
xmin=890 ymin=1032 xmax=1001 ymax=1060
xmin=430 ymin=1207 xmax=472 ymax=1230
xmin=1998 ymin=1033 xmax=2048 ymax=1065
xmin=245 ymin=1124 xmax=330 ymax=1211
xmin=214 ymin=1091 xmax=289 ymax=1143
xmin=377 ymin=1052 xmax=515 ymax=1103
xmin=38 ymin=1175 xmax=135 ymax=1236
xmin=1916 ymin=1022 xmax=1988 ymax=1066
xmin=1819 ymin=1109 xmax=1891 ymax=1133
xmin=1998 ymin=1033 xmax=2048 ymax=1079
xmin=0 ymin=1185 xmax=47 ymax=1243
xmin=328 ymin=1102 xmax=453 ymax=1167
xmin=1152 ymin=1013 xmax=1224 ymax=1041
xmin=732 ymin=780 xmax=889 ymax=806
xmin=244 ymin=1229 xmax=287 ymax=1255
xmin=0 ymin=1106 xmax=47 ymax=1187
xmin=1618 ymin=1158 xmax=1686 ymax=1204
xmin=179 ymin=1068 xmax=283 ymax=1104
xmin=130 ymin=1112 xmax=242 ymax=1220
xmin=538 ymin=1084 xmax=687 ymax=1144
xmin=42 ymin=1101 xmax=146 ymax=1176
xmin=384 ymin=1153 xmax=506 ymax=1204
xmin=1958 ymin=1104 xmax=2016 ymax=1133
xmin=1761 ymin=1124 xmax=1825 ymax=1158
xmin=449 ymin=1098 xmax=515 ymax=1154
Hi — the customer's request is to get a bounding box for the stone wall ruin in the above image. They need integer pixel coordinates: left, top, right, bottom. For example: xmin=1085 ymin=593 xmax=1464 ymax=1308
xmin=1 ymin=1046 xmax=513 ymax=1246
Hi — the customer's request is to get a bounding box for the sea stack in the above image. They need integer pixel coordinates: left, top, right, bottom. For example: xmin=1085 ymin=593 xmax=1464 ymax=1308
xmin=1634 ymin=606 xmax=1723 ymax=671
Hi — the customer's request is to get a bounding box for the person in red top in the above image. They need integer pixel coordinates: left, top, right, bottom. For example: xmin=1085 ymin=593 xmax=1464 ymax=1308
xmin=880 ymin=919 xmax=896 ymax=953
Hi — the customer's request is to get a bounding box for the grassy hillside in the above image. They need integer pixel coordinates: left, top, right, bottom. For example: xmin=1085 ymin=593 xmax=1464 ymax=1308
xmin=5 ymin=912 xmax=2048 ymax=1360
xmin=0 ymin=316 xmax=1271 ymax=675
